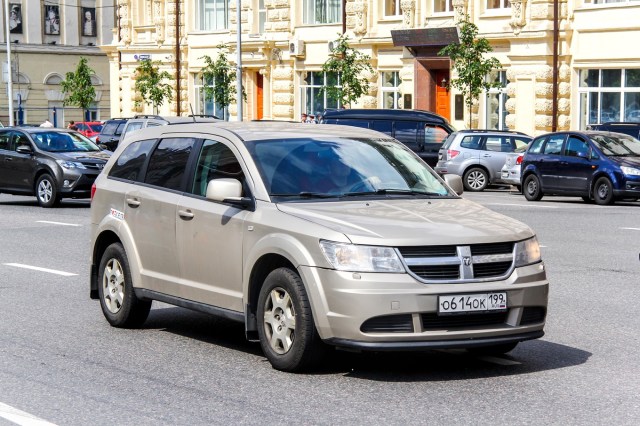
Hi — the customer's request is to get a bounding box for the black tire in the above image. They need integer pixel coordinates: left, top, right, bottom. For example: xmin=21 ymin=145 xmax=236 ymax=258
xmin=257 ymin=267 xmax=326 ymax=372
xmin=463 ymin=167 xmax=489 ymax=192
xmin=468 ymin=342 xmax=518 ymax=356
xmin=523 ymin=174 xmax=543 ymax=201
xmin=35 ymin=173 xmax=60 ymax=207
xmin=514 ymin=185 xmax=522 ymax=194
xmin=98 ymin=243 xmax=151 ymax=328
xmin=593 ymin=177 xmax=614 ymax=205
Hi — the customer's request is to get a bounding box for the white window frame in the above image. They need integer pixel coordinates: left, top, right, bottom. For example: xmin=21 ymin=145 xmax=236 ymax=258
xmin=193 ymin=73 xmax=224 ymax=118
xmin=485 ymin=70 xmax=508 ymax=130
xmin=380 ymin=71 xmax=402 ymax=109
xmin=256 ymin=0 xmax=266 ymax=33
xmin=434 ymin=0 xmax=454 ymax=13
xmin=303 ymin=0 xmax=342 ymax=25
xmin=300 ymin=71 xmax=343 ymax=118
xmin=197 ymin=0 xmax=229 ymax=31
xmin=384 ymin=0 xmax=402 ymax=16
xmin=486 ymin=0 xmax=511 ymax=9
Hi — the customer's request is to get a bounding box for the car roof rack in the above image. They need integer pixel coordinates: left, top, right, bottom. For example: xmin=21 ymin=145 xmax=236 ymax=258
xmin=457 ymin=129 xmax=529 ymax=136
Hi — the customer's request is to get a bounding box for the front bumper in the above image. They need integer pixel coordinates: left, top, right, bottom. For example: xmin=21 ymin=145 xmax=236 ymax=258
xmin=59 ymin=170 xmax=100 ymax=197
xmin=613 ymin=175 xmax=640 ymax=198
xmin=299 ymin=262 xmax=548 ymax=348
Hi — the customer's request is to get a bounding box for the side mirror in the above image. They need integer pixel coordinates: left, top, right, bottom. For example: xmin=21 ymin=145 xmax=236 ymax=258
xmin=576 ymin=150 xmax=588 ymax=159
xmin=206 ymin=178 xmax=254 ymax=209
xmin=16 ymin=145 xmax=33 ymax=154
xmin=443 ymin=174 xmax=464 ymax=195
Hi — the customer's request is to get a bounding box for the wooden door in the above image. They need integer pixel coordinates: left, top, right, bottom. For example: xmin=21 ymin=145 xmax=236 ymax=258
xmin=256 ymin=73 xmax=263 ymax=120
xmin=435 ymin=70 xmax=450 ymax=121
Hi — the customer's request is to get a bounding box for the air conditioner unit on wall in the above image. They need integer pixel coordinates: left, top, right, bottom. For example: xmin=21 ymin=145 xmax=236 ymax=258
xmin=289 ymin=39 xmax=305 ymax=57
xmin=327 ymin=40 xmax=336 ymax=54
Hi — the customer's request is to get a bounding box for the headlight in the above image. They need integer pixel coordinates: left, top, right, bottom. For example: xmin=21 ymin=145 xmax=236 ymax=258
xmin=621 ymin=166 xmax=640 ymax=176
xmin=514 ymin=236 xmax=541 ymax=267
xmin=57 ymin=160 xmax=86 ymax=170
xmin=319 ymin=240 xmax=405 ymax=273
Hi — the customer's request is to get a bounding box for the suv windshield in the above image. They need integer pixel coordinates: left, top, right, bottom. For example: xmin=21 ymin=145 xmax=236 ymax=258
xmin=247 ymin=137 xmax=454 ymax=200
xmin=31 ymin=131 xmax=101 ymax=153
xmin=590 ymin=134 xmax=640 ymax=156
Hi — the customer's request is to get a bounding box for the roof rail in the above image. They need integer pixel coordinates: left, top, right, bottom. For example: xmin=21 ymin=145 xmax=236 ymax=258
xmin=132 ymin=114 xmax=163 ymax=119
xmin=457 ymin=129 xmax=529 ymax=136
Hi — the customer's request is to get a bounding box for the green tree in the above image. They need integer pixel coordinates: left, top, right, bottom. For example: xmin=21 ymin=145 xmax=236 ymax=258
xmin=200 ymin=45 xmax=246 ymax=121
xmin=321 ymin=33 xmax=374 ymax=108
xmin=60 ymin=57 xmax=96 ymax=121
xmin=439 ymin=16 xmax=502 ymax=128
xmin=134 ymin=59 xmax=174 ymax=114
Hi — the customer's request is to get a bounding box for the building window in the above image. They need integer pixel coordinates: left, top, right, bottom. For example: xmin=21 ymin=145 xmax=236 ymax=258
xmin=578 ymin=69 xmax=640 ymax=128
xmin=381 ymin=72 xmax=402 ymax=109
xmin=300 ymin=71 xmax=342 ymax=118
xmin=194 ymin=74 xmax=225 ymax=118
xmin=198 ymin=0 xmax=229 ymax=31
xmin=385 ymin=0 xmax=401 ymax=16
xmin=485 ymin=70 xmax=508 ymax=130
xmin=486 ymin=0 xmax=511 ymax=8
xmin=584 ymin=0 xmax=638 ymax=4
xmin=303 ymin=0 xmax=342 ymax=25
xmin=257 ymin=0 xmax=266 ymax=33
xmin=434 ymin=0 xmax=453 ymax=13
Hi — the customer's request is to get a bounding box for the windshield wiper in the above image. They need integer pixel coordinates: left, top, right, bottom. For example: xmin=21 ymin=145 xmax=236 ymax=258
xmin=271 ymin=192 xmax=337 ymax=199
xmin=343 ymin=189 xmax=446 ymax=197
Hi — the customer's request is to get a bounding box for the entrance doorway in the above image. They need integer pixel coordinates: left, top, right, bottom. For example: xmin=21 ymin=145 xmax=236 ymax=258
xmin=256 ymin=73 xmax=263 ymax=120
xmin=434 ymin=70 xmax=450 ymax=121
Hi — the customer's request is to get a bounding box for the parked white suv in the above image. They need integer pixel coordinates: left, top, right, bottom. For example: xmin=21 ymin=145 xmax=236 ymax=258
xmin=89 ymin=122 xmax=548 ymax=372
xmin=435 ymin=130 xmax=532 ymax=191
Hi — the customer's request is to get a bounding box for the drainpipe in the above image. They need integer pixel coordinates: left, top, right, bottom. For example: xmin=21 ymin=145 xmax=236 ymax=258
xmin=342 ymin=0 xmax=346 ymax=34
xmin=552 ymin=0 xmax=558 ymax=132
xmin=175 ymin=0 xmax=181 ymax=115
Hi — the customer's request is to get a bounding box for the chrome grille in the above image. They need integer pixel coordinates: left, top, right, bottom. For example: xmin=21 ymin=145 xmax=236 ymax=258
xmin=398 ymin=242 xmax=515 ymax=283
xmin=81 ymin=162 xmax=105 ymax=170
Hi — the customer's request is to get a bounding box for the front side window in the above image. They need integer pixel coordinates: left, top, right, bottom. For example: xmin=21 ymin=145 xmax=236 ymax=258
xmin=565 ymin=136 xmax=590 ymax=157
xmin=381 ymin=71 xmax=402 ymax=109
xmin=487 ymin=0 xmax=511 ymax=8
xmin=192 ymin=139 xmax=244 ymax=197
xmin=300 ymin=71 xmax=342 ymax=117
xmin=578 ymin=68 xmax=640 ymax=129
xmin=109 ymin=139 xmax=156 ymax=182
xmin=198 ymin=0 xmax=229 ymax=31
xmin=145 ymin=138 xmax=197 ymax=190
xmin=434 ymin=0 xmax=453 ymax=13
xmin=303 ymin=0 xmax=342 ymax=24
xmin=385 ymin=0 xmax=401 ymax=16
xmin=485 ymin=70 xmax=508 ymax=130
xmin=194 ymin=73 xmax=224 ymax=118
xmin=528 ymin=137 xmax=545 ymax=154
xmin=543 ymin=135 xmax=566 ymax=155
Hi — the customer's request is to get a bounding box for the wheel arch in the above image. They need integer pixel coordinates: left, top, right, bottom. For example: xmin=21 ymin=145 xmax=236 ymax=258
xmin=90 ymin=230 xmax=122 ymax=299
xmin=33 ymin=166 xmax=58 ymax=192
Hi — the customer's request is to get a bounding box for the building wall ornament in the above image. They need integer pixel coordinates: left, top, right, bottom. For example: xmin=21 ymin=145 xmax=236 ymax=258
xmin=118 ymin=0 xmax=132 ymax=46
xmin=510 ymin=0 xmax=527 ymax=35
xmin=153 ymin=0 xmax=165 ymax=44
xmin=451 ymin=0 xmax=467 ymax=24
xmin=346 ymin=0 xmax=368 ymax=36
xmin=400 ymin=0 xmax=415 ymax=28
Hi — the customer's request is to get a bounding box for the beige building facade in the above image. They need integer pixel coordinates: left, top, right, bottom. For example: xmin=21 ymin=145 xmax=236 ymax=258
xmin=105 ymin=0 xmax=640 ymax=136
xmin=0 ymin=0 xmax=115 ymax=127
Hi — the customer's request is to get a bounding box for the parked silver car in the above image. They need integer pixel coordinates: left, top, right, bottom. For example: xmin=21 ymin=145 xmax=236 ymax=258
xmin=89 ymin=122 xmax=548 ymax=372
xmin=500 ymin=145 xmax=529 ymax=191
xmin=435 ymin=130 xmax=532 ymax=191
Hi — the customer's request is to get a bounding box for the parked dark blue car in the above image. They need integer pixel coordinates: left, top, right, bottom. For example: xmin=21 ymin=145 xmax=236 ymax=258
xmin=521 ymin=131 xmax=640 ymax=205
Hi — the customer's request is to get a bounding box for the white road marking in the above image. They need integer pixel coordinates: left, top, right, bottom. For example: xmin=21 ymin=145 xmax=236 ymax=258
xmin=477 ymin=356 xmax=522 ymax=366
xmin=36 ymin=220 xmax=81 ymax=227
xmin=0 ymin=402 xmax=58 ymax=426
xmin=484 ymin=203 xmax=559 ymax=209
xmin=2 ymin=263 xmax=77 ymax=277
xmin=620 ymin=227 xmax=640 ymax=231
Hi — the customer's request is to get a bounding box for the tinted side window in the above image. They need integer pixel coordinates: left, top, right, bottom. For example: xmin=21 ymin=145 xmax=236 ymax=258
xmin=515 ymin=137 xmax=531 ymax=150
xmin=109 ymin=139 xmax=156 ymax=181
xmin=424 ymin=125 xmax=449 ymax=146
xmin=393 ymin=121 xmax=419 ymax=145
xmin=0 ymin=133 xmax=9 ymax=150
xmin=543 ymin=135 xmax=565 ymax=155
xmin=115 ymin=122 xmax=126 ymax=135
xmin=339 ymin=119 xmax=370 ymax=129
xmin=192 ymin=140 xmax=244 ymax=197
xmin=565 ymin=136 xmax=590 ymax=157
xmin=124 ymin=121 xmax=144 ymax=135
xmin=145 ymin=138 xmax=196 ymax=190
xmin=371 ymin=120 xmax=392 ymax=135
xmin=102 ymin=122 xmax=118 ymax=136
xmin=484 ymin=136 xmax=513 ymax=152
xmin=460 ymin=135 xmax=481 ymax=149
xmin=528 ymin=137 xmax=545 ymax=154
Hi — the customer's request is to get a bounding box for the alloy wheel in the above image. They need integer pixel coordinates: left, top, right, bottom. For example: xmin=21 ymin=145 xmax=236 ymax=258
xmin=38 ymin=179 xmax=53 ymax=204
xmin=467 ymin=170 xmax=487 ymax=190
xmin=263 ymin=287 xmax=296 ymax=355
xmin=102 ymin=258 xmax=125 ymax=314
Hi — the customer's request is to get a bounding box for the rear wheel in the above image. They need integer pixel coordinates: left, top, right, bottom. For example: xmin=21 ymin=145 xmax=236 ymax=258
xmin=98 ymin=243 xmax=151 ymax=328
xmin=593 ymin=177 xmax=614 ymax=205
xmin=523 ymin=175 xmax=543 ymax=201
xmin=463 ymin=167 xmax=489 ymax=191
xmin=35 ymin=173 xmax=60 ymax=207
xmin=257 ymin=267 xmax=326 ymax=372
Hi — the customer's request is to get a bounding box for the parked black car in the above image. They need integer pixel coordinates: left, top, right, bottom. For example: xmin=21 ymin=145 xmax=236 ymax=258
xmin=96 ymin=118 xmax=130 ymax=151
xmin=586 ymin=122 xmax=640 ymax=139
xmin=320 ymin=109 xmax=455 ymax=166
xmin=0 ymin=128 xmax=111 ymax=207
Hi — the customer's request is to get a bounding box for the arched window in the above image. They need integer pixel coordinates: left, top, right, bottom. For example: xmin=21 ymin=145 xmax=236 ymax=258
xmin=44 ymin=73 xmax=64 ymax=85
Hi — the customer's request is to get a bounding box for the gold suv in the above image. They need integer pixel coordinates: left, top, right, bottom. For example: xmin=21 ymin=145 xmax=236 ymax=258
xmin=89 ymin=122 xmax=549 ymax=372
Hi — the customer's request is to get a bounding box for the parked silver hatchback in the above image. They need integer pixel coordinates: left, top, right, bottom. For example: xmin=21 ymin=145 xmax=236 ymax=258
xmin=435 ymin=130 xmax=531 ymax=191
xmin=89 ymin=122 xmax=548 ymax=372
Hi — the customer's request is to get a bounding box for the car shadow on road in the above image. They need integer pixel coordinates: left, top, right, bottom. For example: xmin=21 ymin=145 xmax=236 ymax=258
xmin=0 ymin=198 xmax=90 ymax=208
xmin=144 ymin=306 xmax=591 ymax=379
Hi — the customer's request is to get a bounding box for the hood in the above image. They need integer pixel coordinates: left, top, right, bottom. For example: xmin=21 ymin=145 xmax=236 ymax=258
xmin=277 ymin=198 xmax=533 ymax=246
xmin=59 ymin=150 xmax=111 ymax=162
xmin=608 ymin=155 xmax=640 ymax=168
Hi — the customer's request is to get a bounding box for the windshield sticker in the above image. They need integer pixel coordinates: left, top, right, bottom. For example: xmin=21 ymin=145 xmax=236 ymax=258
xmin=110 ymin=208 xmax=124 ymax=221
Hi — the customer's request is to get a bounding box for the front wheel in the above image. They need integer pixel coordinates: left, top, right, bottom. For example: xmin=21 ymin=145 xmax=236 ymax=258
xmin=523 ymin=175 xmax=543 ymax=201
xmin=593 ymin=177 xmax=614 ymax=205
xmin=36 ymin=173 xmax=60 ymax=207
xmin=463 ymin=167 xmax=489 ymax=191
xmin=257 ymin=268 xmax=326 ymax=372
xmin=98 ymin=243 xmax=151 ymax=328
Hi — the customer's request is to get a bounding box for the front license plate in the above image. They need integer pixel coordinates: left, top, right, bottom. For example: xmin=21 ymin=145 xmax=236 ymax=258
xmin=438 ymin=293 xmax=507 ymax=315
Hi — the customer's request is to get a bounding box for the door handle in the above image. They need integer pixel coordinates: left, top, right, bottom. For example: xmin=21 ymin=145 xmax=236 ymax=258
xmin=126 ymin=198 xmax=141 ymax=207
xmin=178 ymin=209 xmax=194 ymax=220
xmin=482 ymin=154 xmax=491 ymax=157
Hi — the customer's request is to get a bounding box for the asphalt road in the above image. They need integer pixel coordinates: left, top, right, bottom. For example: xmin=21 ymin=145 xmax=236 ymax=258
xmin=0 ymin=191 xmax=639 ymax=425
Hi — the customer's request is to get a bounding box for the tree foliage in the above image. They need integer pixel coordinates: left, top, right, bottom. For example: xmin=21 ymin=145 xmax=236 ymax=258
xmin=200 ymin=45 xmax=246 ymax=120
xmin=134 ymin=59 xmax=174 ymax=113
xmin=60 ymin=57 xmax=96 ymax=120
xmin=439 ymin=16 xmax=502 ymax=126
xmin=321 ymin=33 xmax=374 ymax=108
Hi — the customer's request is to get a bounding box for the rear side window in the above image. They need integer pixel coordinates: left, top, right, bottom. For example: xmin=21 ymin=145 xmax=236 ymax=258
xmin=515 ymin=137 xmax=531 ymax=150
xmin=145 ymin=138 xmax=197 ymax=191
xmin=371 ymin=120 xmax=392 ymax=134
xmin=460 ymin=135 xmax=482 ymax=149
xmin=115 ymin=122 xmax=126 ymax=135
xmin=528 ymin=137 xmax=545 ymax=154
xmin=109 ymin=139 xmax=156 ymax=181
xmin=124 ymin=121 xmax=144 ymax=135
xmin=339 ymin=119 xmax=370 ymax=129
xmin=394 ymin=121 xmax=419 ymax=144
xmin=543 ymin=135 xmax=565 ymax=155
xmin=0 ymin=132 xmax=9 ymax=150
xmin=484 ymin=136 xmax=513 ymax=152
xmin=101 ymin=122 xmax=119 ymax=136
